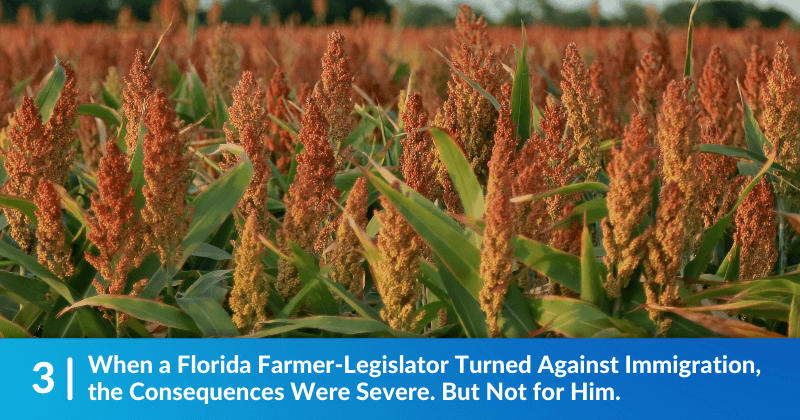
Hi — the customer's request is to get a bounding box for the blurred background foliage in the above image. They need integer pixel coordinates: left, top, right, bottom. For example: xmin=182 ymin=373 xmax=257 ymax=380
xmin=0 ymin=0 xmax=795 ymax=28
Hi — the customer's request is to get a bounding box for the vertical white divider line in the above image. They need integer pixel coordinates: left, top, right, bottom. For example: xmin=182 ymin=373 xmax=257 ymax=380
xmin=67 ymin=357 xmax=73 ymax=401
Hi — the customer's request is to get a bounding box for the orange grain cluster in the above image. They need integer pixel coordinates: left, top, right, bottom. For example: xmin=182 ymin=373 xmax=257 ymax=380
xmin=376 ymin=193 xmax=424 ymax=332
xmin=602 ymin=114 xmax=657 ymax=298
xmin=561 ymin=43 xmax=600 ymax=179
xmin=762 ymin=42 xmax=800 ymax=176
xmin=225 ymin=71 xmax=272 ymax=234
xmin=86 ymin=141 xmax=144 ymax=297
xmin=735 ymin=177 xmax=777 ymax=280
xmin=122 ymin=50 xmax=155 ymax=158
xmin=265 ymin=69 xmax=295 ymax=173
xmin=231 ymin=213 xmax=269 ymax=333
xmin=743 ymin=44 xmax=770 ymax=124
xmin=401 ymin=93 xmax=437 ymax=201
xmin=315 ymin=30 xmax=355 ymax=156
xmin=277 ymin=99 xmax=339 ymax=300
xmin=443 ymin=5 xmax=504 ymax=183
xmin=2 ymin=62 xmax=78 ymax=253
xmin=657 ymin=77 xmax=700 ymax=234
xmin=479 ymin=88 xmax=518 ymax=336
xmin=141 ymin=89 xmax=193 ymax=268
xmin=643 ymin=182 xmax=684 ymax=335
xmin=34 ymin=180 xmax=73 ymax=279
xmin=330 ymin=177 xmax=369 ymax=298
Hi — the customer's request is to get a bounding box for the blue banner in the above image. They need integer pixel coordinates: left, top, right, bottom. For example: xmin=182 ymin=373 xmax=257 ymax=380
xmin=0 ymin=339 xmax=794 ymax=419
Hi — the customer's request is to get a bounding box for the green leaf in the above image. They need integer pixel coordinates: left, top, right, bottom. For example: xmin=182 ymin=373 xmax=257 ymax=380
xmin=684 ymin=150 xmax=775 ymax=280
xmin=63 ymin=295 xmax=201 ymax=334
xmin=183 ymin=270 xmax=230 ymax=301
xmin=176 ymin=297 xmax=238 ymax=337
xmin=511 ymin=28 xmax=531 ymax=145
xmin=42 ymin=259 xmax=98 ymax=338
xmin=512 ymin=182 xmax=608 ymax=204
xmin=0 ymin=241 xmax=76 ymax=304
xmin=0 ymin=271 xmax=51 ymax=309
xmin=648 ymin=303 xmax=784 ymax=338
xmin=253 ymin=316 xmax=419 ymax=338
xmin=528 ymin=296 xmax=643 ymax=338
xmin=684 ymin=1 xmax=698 ymax=77
xmin=77 ymin=103 xmax=122 ymax=126
xmin=789 ymin=292 xmax=800 ymax=338
xmin=0 ymin=313 xmax=34 ymax=338
xmin=35 ymin=59 xmax=66 ymax=123
xmin=191 ymin=243 xmax=233 ymax=260
xmin=364 ymin=160 xmax=534 ymax=336
xmin=429 ymin=128 xmax=484 ymax=221
xmin=76 ymin=308 xmax=116 ymax=338
xmin=102 ymin=85 xmax=122 ymax=110
xmin=148 ymin=24 xmax=170 ymax=66
xmin=716 ymin=244 xmax=740 ymax=282
xmin=364 ymin=164 xmax=482 ymax=295
xmin=181 ymin=158 xmax=254 ymax=262
xmin=580 ymin=214 xmax=606 ymax=310
xmin=433 ymin=256 xmax=488 ymax=338
xmin=700 ymin=144 xmax=798 ymax=183
xmin=286 ymin=242 xmax=340 ymax=317
xmin=536 ymin=66 xmax=563 ymax=96
xmin=737 ymin=80 xmax=768 ymax=157
xmin=531 ymin=103 xmax=544 ymax=135
xmin=214 ymin=93 xmax=230 ymax=130
xmin=547 ymin=197 xmax=608 ymax=231
xmin=514 ymin=236 xmax=582 ymax=292
xmin=188 ymin=66 xmax=211 ymax=127
xmin=0 ymin=193 xmax=37 ymax=223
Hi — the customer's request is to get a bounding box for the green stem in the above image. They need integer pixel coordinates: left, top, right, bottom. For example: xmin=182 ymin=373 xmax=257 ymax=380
xmin=779 ymin=197 xmax=787 ymax=275
xmin=115 ymin=312 xmax=123 ymax=338
xmin=164 ymin=260 xmax=177 ymax=338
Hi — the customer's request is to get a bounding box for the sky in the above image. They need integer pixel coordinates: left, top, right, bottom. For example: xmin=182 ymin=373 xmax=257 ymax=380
xmin=411 ymin=0 xmax=800 ymax=20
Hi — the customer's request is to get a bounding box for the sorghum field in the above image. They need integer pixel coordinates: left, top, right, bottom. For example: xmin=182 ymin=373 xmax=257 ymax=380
xmin=1 ymin=3 xmax=799 ymax=338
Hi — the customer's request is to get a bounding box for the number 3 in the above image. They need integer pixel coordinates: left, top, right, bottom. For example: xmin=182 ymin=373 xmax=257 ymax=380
xmin=33 ymin=362 xmax=54 ymax=394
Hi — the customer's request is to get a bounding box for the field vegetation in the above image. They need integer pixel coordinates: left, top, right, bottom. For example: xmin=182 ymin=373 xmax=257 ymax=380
xmin=0 ymin=3 xmax=799 ymax=338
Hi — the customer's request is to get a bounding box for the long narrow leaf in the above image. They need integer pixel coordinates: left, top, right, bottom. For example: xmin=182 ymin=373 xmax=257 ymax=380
xmin=62 ymin=295 xmax=201 ymax=334
xmin=429 ymin=128 xmax=484 ymax=220
xmin=176 ymin=297 xmax=238 ymax=337
xmin=511 ymin=27 xmax=531 ymax=145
